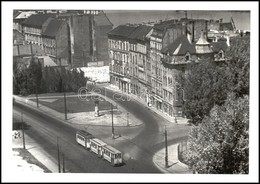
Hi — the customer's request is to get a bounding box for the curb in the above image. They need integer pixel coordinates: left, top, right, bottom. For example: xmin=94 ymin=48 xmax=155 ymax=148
xmin=104 ymin=86 xmax=190 ymax=125
xmin=13 ymin=95 xmax=144 ymax=128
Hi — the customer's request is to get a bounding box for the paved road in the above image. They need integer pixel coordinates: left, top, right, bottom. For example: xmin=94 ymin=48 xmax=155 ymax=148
xmin=89 ymin=85 xmax=191 ymax=169
xmin=13 ymin=85 xmax=190 ymax=173
xmin=13 ymin=102 xmax=160 ymax=173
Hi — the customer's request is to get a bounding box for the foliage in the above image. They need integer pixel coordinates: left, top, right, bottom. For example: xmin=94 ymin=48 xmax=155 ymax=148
xmin=179 ymin=60 xmax=230 ymax=124
xmin=13 ymin=58 xmax=42 ymax=95
xmin=179 ymin=36 xmax=250 ymax=124
xmin=225 ymin=36 xmax=250 ymax=97
xmin=183 ymin=94 xmax=249 ymax=174
xmin=13 ymin=59 xmax=88 ymax=95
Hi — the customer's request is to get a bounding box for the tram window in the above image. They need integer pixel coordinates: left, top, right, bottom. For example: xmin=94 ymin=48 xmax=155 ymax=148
xmin=115 ymin=154 xmax=121 ymax=159
xmin=77 ymin=135 xmax=84 ymax=141
xmin=91 ymin=143 xmax=97 ymax=148
xmin=105 ymin=150 xmax=110 ymax=157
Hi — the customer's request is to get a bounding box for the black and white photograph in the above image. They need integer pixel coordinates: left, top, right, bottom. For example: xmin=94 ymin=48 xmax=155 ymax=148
xmin=2 ymin=1 xmax=259 ymax=183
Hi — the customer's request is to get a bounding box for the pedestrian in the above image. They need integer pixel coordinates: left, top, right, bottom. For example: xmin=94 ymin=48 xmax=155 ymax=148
xmin=175 ymin=116 xmax=178 ymax=123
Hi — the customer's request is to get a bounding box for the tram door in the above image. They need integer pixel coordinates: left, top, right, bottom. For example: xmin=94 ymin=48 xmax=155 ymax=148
xmin=98 ymin=146 xmax=101 ymax=156
xmin=111 ymin=153 xmax=114 ymax=165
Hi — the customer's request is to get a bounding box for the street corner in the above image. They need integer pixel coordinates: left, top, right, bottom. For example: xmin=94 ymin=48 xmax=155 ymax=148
xmin=152 ymin=144 xmax=190 ymax=174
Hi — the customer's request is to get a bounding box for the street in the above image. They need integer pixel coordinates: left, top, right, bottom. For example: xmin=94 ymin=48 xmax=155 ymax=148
xmin=13 ymin=86 xmax=191 ymax=173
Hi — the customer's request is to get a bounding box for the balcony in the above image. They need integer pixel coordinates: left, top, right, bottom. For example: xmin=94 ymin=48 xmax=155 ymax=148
xmin=109 ymin=47 xmax=129 ymax=54
xmin=138 ymin=66 xmax=144 ymax=72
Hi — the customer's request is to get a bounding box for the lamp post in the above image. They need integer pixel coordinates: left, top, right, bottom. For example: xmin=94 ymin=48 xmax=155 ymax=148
xmin=94 ymin=98 xmax=99 ymax=117
xmin=21 ymin=112 xmax=25 ymax=149
xmin=127 ymin=112 xmax=129 ymax=127
xmin=165 ymin=126 xmax=168 ymax=168
xmin=64 ymin=92 xmax=67 ymax=120
xmin=111 ymin=103 xmax=115 ymax=139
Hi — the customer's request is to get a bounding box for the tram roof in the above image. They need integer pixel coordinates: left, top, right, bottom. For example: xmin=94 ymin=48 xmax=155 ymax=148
xmin=103 ymin=145 xmax=121 ymax=154
xmin=90 ymin=138 xmax=107 ymax=146
xmin=76 ymin=130 xmax=93 ymax=138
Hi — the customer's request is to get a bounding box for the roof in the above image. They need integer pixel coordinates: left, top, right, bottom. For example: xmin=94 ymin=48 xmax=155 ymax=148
xmin=42 ymin=18 xmax=65 ymax=38
xmin=211 ymin=41 xmax=228 ymax=53
xmin=103 ymin=145 xmax=121 ymax=154
xmin=196 ymin=31 xmax=210 ymax=45
xmin=22 ymin=14 xmax=53 ymax=28
xmin=154 ymin=19 xmax=179 ymax=30
xmin=14 ymin=11 xmax=36 ymax=19
xmin=76 ymin=130 xmax=93 ymax=138
xmin=151 ymin=27 xmax=165 ymax=38
xmin=220 ymin=22 xmax=234 ymax=31
xmin=161 ymin=35 xmax=196 ymax=55
xmin=128 ymin=25 xmax=152 ymax=41
xmin=195 ymin=31 xmax=213 ymax=54
xmin=152 ymin=23 xmax=183 ymax=39
xmin=90 ymin=138 xmax=107 ymax=146
xmin=94 ymin=11 xmax=113 ymax=27
xmin=107 ymin=25 xmax=137 ymax=38
xmin=37 ymin=56 xmax=57 ymax=67
xmin=13 ymin=11 xmax=21 ymax=19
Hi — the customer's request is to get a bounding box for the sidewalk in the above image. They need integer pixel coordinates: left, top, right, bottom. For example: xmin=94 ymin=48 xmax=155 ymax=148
xmin=13 ymin=93 xmax=143 ymax=128
xmin=12 ymin=130 xmax=57 ymax=173
xmin=105 ymin=85 xmax=190 ymax=125
xmin=152 ymin=143 xmax=192 ymax=174
xmin=13 ymin=92 xmax=190 ymax=174
xmin=103 ymin=85 xmax=191 ymax=174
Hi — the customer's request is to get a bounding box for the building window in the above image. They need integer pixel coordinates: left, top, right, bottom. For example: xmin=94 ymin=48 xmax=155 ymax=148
xmin=185 ymin=54 xmax=190 ymax=61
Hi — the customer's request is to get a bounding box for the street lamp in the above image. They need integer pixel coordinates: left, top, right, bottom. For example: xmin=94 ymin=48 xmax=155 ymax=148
xmin=127 ymin=112 xmax=129 ymax=126
xmin=94 ymin=98 xmax=99 ymax=117
xmin=111 ymin=103 xmax=115 ymax=139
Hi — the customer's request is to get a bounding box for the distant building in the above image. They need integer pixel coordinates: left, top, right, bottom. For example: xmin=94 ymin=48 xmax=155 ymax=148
xmin=57 ymin=10 xmax=113 ymax=67
xmin=128 ymin=25 xmax=153 ymax=102
xmin=149 ymin=22 xmax=185 ymax=112
xmin=108 ymin=24 xmax=138 ymax=91
xmin=21 ymin=14 xmax=69 ymax=65
xmin=14 ymin=10 xmax=113 ymax=68
xmin=160 ymin=31 xmax=229 ymax=116
xmin=41 ymin=18 xmax=69 ymax=64
xmin=13 ymin=11 xmax=36 ymax=32
xmin=21 ymin=14 xmax=54 ymax=45
xmin=208 ymin=17 xmax=238 ymax=42
xmin=106 ymin=16 xmax=236 ymax=117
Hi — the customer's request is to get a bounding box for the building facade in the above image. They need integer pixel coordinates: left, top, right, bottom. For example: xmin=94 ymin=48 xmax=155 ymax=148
xmin=107 ymin=18 xmax=232 ymax=118
xmin=57 ymin=10 xmax=113 ymax=67
xmin=108 ymin=24 xmax=137 ymax=92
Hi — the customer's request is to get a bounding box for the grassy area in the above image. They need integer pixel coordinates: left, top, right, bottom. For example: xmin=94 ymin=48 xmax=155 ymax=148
xmin=27 ymin=92 xmax=78 ymax=98
xmin=31 ymin=96 xmax=117 ymax=113
xmin=13 ymin=148 xmax=51 ymax=173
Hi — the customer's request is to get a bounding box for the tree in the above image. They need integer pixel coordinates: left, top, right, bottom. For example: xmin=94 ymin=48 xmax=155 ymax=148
xmin=179 ymin=36 xmax=250 ymax=124
xmin=183 ymin=93 xmax=249 ymax=174
xmin=28 ymin=59 xmax=42 ymax=94
xmin=179 ymin=60 xmax=230 ymax=124
xmin=225 ymin=36 xmax=250 ymax=97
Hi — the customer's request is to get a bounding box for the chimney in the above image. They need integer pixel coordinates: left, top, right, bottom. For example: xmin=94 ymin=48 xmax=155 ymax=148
xmin=200 ymin=30 xmax=204 ymax=39
xmin=226 ymin=36 xmax=230 ymax=47
xmin=187 ymin=32 xmax=192 ymax=43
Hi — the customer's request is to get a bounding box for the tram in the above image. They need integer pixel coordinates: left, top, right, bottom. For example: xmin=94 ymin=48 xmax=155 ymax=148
xmin=102 ymin=145 xmax=123 ymax=166
xmin=89 ymin=138 xmax=107 ymax=157
xmin=76 ymin=130 xmax=94 ymax=149
xmin=76 ymin=130 xmax=123 ymax=166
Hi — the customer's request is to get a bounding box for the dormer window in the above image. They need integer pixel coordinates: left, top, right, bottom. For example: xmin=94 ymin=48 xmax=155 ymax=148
xmin=185 ymin=52 xmax=191 ymax=61
xmin=218 ymin=50 xmax=224 ymax=58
